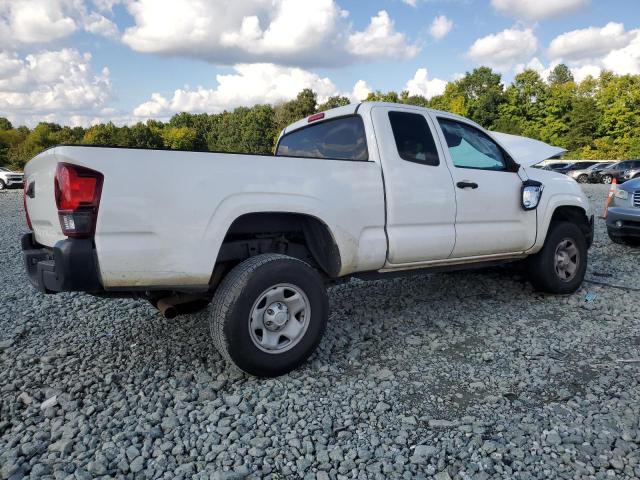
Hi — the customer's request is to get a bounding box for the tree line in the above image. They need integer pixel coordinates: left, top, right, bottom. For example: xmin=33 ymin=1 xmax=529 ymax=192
xmin=1 ymin=64 xmax=639 ymax=170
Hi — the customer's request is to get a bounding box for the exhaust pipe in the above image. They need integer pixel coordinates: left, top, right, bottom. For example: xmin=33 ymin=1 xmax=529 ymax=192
xmin=155 ymin=294 xmax=208 ymax=319
xmin=157 ymin=298 xmax=178 ymax=319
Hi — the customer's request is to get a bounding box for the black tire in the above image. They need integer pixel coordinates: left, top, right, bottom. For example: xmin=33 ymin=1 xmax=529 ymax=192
xmin=526 ymin=222 xmax=587 ymax=294
xmin=0 ymin=180 xmax=5 ymax=190
xmin=577 ymin=174 xmax=588 ymax=183
xmin=608 ymin=230 xmax=640 ymax=246
xmin=602 ymin=175 xmax=613 ymax=184
xmin=210 ymin=254 xmax=328 ymax=377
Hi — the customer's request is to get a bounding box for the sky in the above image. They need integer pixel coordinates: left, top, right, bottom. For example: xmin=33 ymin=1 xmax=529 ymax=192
xmin=0 ymin=0 xmax=639 ymax=127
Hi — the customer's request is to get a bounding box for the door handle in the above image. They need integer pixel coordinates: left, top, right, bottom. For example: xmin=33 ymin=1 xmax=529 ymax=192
xmin=456 ymin=181 xmax=478 ymax=189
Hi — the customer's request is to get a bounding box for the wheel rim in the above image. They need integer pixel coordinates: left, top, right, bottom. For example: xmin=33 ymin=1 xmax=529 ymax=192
xmin=249 ymin=283 xmax=310 ymax=354
xmin=603 ymin=176 xmax=612 ymax=184
xmin=578 ymin=175 xmax=587 ymax=183
xmin=554 ymin=238 xmax=580 ymax=282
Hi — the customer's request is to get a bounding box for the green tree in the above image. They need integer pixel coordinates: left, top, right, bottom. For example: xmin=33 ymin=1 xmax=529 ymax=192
xmin=455 ymin=67 xmax=505 ymax=128
xmin=0 ymin=117 xmax=12 ymax=131
xmin=317 ymin=96 xmax=351 ymax=111
xmin=162 ymin=126 xmax=197 ymax=150
xmin=273 ymin=89 xmax=318 ymax=131
xmin=548 ymin=64 xmax=574 ymax=85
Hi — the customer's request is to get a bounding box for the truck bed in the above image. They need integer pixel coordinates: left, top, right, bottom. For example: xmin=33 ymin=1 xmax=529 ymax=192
xmin=24 ymin=146 xmax=387 ymax=289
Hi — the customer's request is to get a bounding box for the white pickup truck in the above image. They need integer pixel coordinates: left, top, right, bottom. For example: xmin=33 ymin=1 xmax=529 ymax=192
xmin=22 ymin=102 xmax=593 ymax=376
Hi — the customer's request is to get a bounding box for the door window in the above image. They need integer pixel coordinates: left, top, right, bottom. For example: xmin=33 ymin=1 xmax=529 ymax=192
xmin=276 ymin=116 xmax=368 ymax=161
xmin=438 ymin=118 xmax=506 ymax=170
xmin=388 ymin=111 xmax=439 ymax=166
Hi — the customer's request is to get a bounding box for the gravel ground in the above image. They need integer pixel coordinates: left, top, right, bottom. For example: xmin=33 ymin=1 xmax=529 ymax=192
xmin=1 ymin=184 xmax=639 ymax=480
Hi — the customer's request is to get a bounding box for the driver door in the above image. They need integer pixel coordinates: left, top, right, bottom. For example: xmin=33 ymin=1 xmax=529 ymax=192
xmin=431 ymin=114 xmax=537 ymax=258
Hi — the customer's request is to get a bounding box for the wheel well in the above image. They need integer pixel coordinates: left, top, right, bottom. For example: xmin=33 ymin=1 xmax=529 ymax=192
xmin=213 ymin=212 xmax=341 ymax=282
xmin=549 ymin=206 xmax=592 ymax=246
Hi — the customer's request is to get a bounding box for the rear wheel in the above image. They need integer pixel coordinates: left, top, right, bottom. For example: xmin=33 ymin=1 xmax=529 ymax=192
xmin=602 ymin=175 xmax=613 ymax=184
xmin=209 ymin=254 xmax=328 ymax=377
xmin=0 ymin=180 xmax=5 ymax=190
xmin=527 ymin=222 xmax=587 ymax=294
xmin=576 ymin=174 xmax=588 ymax=183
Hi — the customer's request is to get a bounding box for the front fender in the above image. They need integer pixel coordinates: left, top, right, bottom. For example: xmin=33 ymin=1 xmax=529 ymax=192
xmin=528 ymin=192 xmax=591 ymax=254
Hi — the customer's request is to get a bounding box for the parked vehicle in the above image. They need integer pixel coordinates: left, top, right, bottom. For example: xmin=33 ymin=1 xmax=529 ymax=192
xmin=586 ymin=161 xmax=615 ymax=183
xmin=599 ymin=160 xmax=640 ymax=184
xmin=21 ymin=103 xmax=594 ymax=376
xmin=607 ymin=177 xmax=640 ymax=245
xmin=566 ymin=161 xmax=611 ymax=183
xmin=544 ymin=161 xmax=575 ymax=172
xmin=0 ymin=166 xmax=24 ymax=190
xmin=622 ymin=163 xmax=640 ymax=183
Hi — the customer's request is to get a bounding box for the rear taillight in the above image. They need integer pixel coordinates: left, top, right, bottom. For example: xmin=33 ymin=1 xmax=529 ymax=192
xmin=23 ymin=182 xmax=32 ymax=230
xmin=54 ymin=163 xmax=103 ymax=238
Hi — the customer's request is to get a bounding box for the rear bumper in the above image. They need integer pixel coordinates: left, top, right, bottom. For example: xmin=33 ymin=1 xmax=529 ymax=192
xmin=22 ymin=233 xmax=103 ymax=294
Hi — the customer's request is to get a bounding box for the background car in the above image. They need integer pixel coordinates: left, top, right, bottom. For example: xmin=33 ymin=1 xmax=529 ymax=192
xmin=587 ymin=161 xmax=615 ymax=183
xmin=543 ymin=161 xmax=575 ymax=172
xmin=622 ymin=163 xmax=640 ymax=183
xmin=598 ymin=160 xmax=640 ymax=184
xmin=607 ymin=177 xmax=640 ymax=245
xmin=566 ymin=161 xmax=612 ymax=183
xmin=560 ymin=161 xmax=601 ymax=181
xmin=0 ymin=166 xmax=24 ymax=190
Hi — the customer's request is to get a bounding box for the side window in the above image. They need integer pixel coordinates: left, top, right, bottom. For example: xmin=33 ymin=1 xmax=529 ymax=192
xmin=388 ymin=111 xmax=439 ymax=166
xmin=438 ymin=118 xmax=506 ymax=170
xmin=276 ymin=116 xmax=368 ymax=161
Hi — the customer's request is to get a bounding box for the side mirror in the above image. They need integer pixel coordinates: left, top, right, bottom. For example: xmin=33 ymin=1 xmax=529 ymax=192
xmin=522 ymin=179 xmax=543 ymax=210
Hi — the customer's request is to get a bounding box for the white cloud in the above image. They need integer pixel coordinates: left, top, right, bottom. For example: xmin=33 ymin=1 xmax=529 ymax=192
xmin=132 ymin=63 xmax=342 ymax=119
xmin=491 ymin=0 xmax=588 ymax=20
xmin=467 ymin=28 xmax=538 ymax=71
xmin=351 ymin=80 xmax=371 ymax=102
xmin=429 ymin=15 xmax=452 ymax=40
xmin=0 ymin=48 xmax=111 ymax=125
xmin=602 ymin=32 xmax=640 ymax=75
xmin=402 ymin=0 xmax=417 ymax=6
xmin=405 ymin=68 xmax=447 ymax=99
xmin=0 ymin=0 xmax=78 ymax=45
xmin=83 ymin=12 xmax=119 ymax=38
xmin=514 ymin=57 xmax=556 ymax=80
xmin=122 ymin=1 xmax=417 ymax=67
xmin=346 ymin=10 xmax=418 ymax=60
xmin=548 ymin=22 xmax=634 ymax=61
xmin=538 ymin=24 xmax=640 ymax=81
xmin=0 ymin=0 xmax=121 ymax=46
xmin=570 ymin=64 xmax=602 ymax=82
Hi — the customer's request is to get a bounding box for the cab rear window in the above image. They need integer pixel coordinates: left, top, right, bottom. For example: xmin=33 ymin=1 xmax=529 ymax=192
xmin=276 ymin=116 xmax=368 ymax=161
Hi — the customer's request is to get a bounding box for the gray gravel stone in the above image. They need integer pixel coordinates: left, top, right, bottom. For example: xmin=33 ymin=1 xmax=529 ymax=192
xmin=1 ymin=185 xmax=639 ymax=479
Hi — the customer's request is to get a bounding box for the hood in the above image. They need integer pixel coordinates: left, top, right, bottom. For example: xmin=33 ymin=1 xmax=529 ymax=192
xmin=490 ymin=131 xmax=566 ymax=168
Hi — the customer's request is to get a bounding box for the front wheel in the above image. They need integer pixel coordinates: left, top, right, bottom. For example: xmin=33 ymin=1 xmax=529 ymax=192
xmin=602 ymin=175 xmax=613 ymax=184
xmin=527 ymin=222 xmax=587 ymax=294
xmin=209 ymin=254 xmax=328 ymax=377
xmin=577 ymin=174 xmax=588 ymax=184
xmin=0 ymin=180 xmax=5 ymax=190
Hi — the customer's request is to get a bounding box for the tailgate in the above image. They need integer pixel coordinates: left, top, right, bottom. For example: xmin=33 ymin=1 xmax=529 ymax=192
xmin=23 ymin=148 xmax=66 ymax=247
